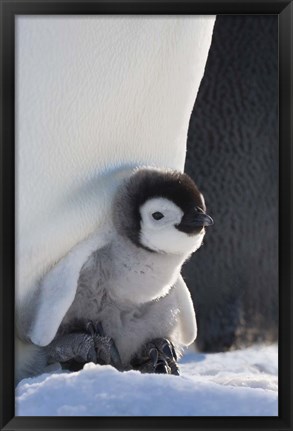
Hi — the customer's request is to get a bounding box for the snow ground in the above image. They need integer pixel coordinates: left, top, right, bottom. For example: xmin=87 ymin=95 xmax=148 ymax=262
xmin=15 ymin=343 xmax=278 ymax=416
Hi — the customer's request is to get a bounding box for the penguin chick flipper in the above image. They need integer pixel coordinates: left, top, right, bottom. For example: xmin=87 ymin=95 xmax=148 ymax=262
xmin=173 ymin=275 xmax=197 ymax=346
xmin=131 ymin=338 xmax=180 ymax=376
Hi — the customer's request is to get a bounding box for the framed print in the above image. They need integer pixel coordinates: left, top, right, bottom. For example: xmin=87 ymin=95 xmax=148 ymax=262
xmin=1 ymin=1 xmax=292 ymax=430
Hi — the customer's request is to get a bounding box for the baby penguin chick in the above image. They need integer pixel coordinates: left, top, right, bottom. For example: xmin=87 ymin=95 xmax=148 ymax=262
xmin=46 ymin=168 xmax=213 ymax=375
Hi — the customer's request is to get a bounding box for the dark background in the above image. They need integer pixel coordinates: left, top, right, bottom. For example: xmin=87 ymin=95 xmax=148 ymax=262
xmin=183 ymin=15 xmax=278 ymax=352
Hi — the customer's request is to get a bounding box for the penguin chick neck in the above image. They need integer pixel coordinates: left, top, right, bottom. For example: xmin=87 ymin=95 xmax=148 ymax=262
xmin=107 ymin=232 xmax=187 ymax=306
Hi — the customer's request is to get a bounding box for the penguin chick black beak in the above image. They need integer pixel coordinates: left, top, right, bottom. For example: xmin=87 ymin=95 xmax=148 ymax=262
xmin=192 ymin=212 xmax=214 ymax=227
xmin=176 ymin=208 xmax=214 ymax=234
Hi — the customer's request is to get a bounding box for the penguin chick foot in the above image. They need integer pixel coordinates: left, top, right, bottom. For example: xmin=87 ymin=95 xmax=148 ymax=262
xmin=45 ymin=332 xmax=98 ymax=369
xmin=45 ymin=321 xmax=121 ymax=371
xmin=131 ymin=338 xmax=180 ymax=376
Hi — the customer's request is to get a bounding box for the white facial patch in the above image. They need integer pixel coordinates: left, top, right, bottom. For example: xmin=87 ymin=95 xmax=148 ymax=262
xmin=139 ymin=197 xmax=205 ymax=255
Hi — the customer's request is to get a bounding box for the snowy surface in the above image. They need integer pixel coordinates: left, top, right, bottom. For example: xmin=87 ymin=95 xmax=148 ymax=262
xmin=15 ymin=344 xmax=278 ymax=416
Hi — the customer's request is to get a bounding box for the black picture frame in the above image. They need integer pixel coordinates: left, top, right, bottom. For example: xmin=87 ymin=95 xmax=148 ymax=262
xmin=0 ymin=1 xmax=292 ymax=430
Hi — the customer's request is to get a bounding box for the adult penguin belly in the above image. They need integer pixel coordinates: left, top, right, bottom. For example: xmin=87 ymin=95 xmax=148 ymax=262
xmin=15 ymin=16 xmax=216 ymax=382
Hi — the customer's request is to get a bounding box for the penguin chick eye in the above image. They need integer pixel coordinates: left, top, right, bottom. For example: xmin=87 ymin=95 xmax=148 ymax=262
xmin=152 ymin=212 xmax=164 ymax=220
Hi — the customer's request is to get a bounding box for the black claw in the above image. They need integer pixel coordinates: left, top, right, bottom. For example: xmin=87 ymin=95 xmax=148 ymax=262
xmin=162 ymin=342 xmax=173 ymax=359
xmin=96 ymin=322 xmax=105 ymax=337
xmin=86 ymin=321 xmax=95 ymax=336
xmin=110 ymin=339 xmax=122 ymax=369
xmin=149 ymin=348 xmax=159 ymax=366
xmin=155 ymin=361 xmax=169 ymax=374
xmin=171 ymin=344 xmax=178 ymax=361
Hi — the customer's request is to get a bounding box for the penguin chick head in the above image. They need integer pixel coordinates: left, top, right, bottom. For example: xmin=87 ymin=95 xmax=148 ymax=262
xmin=113 ymin=168 xmax=213 ymax=255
